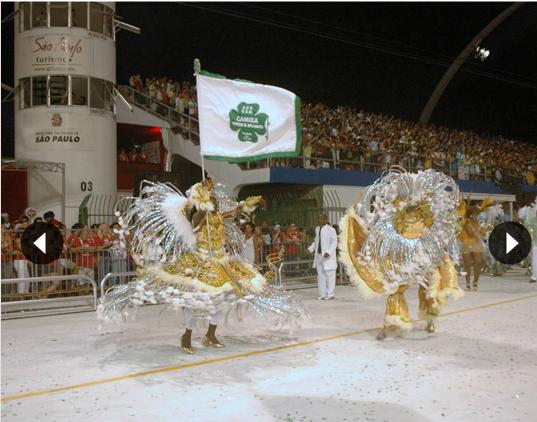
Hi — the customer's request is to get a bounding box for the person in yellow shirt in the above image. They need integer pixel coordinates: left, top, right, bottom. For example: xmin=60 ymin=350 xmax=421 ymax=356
xmin=424 ymin=157 xmax=432 ymax=169
xmin=303 ymin=143 xmax=312 ymax=168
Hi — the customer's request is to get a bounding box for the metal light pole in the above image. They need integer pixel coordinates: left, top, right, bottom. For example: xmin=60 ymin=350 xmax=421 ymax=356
xmin=419 ymin=2 xmax=524 ymax=124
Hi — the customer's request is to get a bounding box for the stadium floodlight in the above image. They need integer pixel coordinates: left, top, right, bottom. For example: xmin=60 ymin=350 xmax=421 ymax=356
xmin=114 ymin=19 xmax=141 ymax=35
xmin=475 ymin=46 xmax=490 ymax=62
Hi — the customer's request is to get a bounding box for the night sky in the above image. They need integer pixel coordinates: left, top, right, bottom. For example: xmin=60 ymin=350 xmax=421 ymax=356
xmin=2 ymin=2 xmax=537 ymax=157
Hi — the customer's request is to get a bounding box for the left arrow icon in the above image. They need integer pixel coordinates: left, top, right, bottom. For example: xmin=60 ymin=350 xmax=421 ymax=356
xmin=21 ymin=223 xmax=63 ymax=264
xmin=34 ymin=232 xmax=47 ymax=254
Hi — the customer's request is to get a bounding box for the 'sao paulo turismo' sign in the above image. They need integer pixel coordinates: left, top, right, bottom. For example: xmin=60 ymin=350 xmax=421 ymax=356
xmin=21 ymin=35 xmax=89 ymax=75
xmin=32 ymin=36 xmax=83 ymax=63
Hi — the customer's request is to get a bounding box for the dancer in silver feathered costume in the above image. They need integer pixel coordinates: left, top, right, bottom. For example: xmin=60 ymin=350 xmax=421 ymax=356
xmin=339 ymin=167 xmax=464 ymax=339
xmin=98 ymin=178 xmax=304 ymax=353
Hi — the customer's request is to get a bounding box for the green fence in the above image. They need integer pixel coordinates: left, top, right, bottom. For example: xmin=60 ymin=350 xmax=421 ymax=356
xmin=239 ymin=184 xmax=345 ymax=231
xmin=78 ymin=194 xmax=133 ymax=226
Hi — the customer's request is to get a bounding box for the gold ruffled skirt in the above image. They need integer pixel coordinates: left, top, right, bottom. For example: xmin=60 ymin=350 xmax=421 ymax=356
xmin=154 ymin=252 xmax=266 ymax=297
xmin=98 ymin=251 xmax=305 ymax=326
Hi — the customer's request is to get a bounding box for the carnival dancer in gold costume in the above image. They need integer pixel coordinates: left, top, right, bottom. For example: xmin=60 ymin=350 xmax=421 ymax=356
xmin=98 ymin=178 xmax=303 ymax=354
xmin=338 ymin=168 xmax=464 ymax=340
xmin=458 ymin=197 xmax=493 ymax=291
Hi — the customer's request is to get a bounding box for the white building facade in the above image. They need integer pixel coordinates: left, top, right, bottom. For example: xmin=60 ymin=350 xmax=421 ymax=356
xmin=13 ymin=2 xmax=117 ymax=224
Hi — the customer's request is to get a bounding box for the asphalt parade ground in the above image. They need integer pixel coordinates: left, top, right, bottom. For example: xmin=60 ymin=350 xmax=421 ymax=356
xmin=2 ymin=271 xmax=537 ymax=422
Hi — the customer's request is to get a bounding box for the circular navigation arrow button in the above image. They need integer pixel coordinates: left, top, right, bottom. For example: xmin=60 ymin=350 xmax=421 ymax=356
xmin=21 ymin=222 xmax=64 ymax=265
xmin=488 ymin=222 xmax=531 ymax=265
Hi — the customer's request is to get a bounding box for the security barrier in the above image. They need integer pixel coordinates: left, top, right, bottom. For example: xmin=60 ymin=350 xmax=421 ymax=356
xmin=2 ymin=233 xmax=320 ymax=298
xmin=1 ymin=274 xmax=97 ymax=319
xmin=278 ymin=259 xmax=348 ymax=289
xmin=1 ymin=248 xmax=136 ymax=302
xmin=1 ymin=227 xmax=349 ymax=318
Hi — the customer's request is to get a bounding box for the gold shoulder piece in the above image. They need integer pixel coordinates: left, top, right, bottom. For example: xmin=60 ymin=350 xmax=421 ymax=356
xmin=241 ymin=196 xmax=266 ymax=213
xmin=339 ymin=209 xmax=385 ymax=297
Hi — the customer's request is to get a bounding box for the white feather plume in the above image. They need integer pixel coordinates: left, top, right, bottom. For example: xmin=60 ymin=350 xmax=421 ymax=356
xmin=161 ymin=195 xmax=196 ymax=248
xmin=117 ymin=181 xmax=196 ymax=261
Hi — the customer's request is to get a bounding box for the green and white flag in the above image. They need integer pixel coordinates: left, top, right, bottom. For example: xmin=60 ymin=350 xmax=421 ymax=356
xmin=196 ymin=70 xmax=301 ymax=162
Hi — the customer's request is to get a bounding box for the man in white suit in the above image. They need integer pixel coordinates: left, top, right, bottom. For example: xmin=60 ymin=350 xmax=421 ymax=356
xmin=308 ymin=214 xmax=338 ymax=300
xmin=524 ymin=203 xmax=537 ymax=283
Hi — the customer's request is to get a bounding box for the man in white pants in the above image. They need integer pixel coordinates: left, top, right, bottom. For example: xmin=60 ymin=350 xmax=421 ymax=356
xmin=308 ymin=214 xmax=338 ymax=299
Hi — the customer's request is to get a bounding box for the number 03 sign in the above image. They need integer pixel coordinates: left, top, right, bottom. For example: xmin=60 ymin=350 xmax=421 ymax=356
xmin=80 ymin=181 xmax=93 ymax=192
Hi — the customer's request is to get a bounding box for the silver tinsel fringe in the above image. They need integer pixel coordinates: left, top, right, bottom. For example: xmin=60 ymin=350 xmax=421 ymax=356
xmin=97 ymin=275 xmax=307 ymax=329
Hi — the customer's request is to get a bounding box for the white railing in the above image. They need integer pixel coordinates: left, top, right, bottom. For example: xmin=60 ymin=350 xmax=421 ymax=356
xmin=117 ymin=85 xmax=200 ymax=144
xmin=1 ymin=274 xmax=97 ymax=319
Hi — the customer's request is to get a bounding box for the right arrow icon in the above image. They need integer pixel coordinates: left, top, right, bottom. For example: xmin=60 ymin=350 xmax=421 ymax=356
xmin=506 ymin=232 xmax=518 ymax=254
xmin=488 ymin=222 xmax=530 ymax=265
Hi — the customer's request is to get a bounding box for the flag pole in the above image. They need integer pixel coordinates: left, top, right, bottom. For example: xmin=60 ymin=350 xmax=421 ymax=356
xmin=194 ymin=58 xmax=213 ymax=255
xmin=194 ymin=58 xmax=204 ymax=181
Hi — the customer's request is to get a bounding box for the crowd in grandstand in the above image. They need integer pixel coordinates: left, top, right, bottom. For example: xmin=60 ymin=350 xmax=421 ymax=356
xmin=127 ymin=74 xmax=537 ymax=183
xmin=129 ymin=74 xmax=198 ymax=117
xmin=299 ymin=103 xmax=537 ymax=182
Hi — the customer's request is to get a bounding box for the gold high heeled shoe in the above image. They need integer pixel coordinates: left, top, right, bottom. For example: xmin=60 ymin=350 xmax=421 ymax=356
xmin=376 ymin=327 xmax=388 ymax=341
xmin=180 ymin=334 xmax=194 ymax=354
xmin=425 ymin=320 xmax=435 ymax=333
xmin=202 ymin=335 xmax=225 ymax=348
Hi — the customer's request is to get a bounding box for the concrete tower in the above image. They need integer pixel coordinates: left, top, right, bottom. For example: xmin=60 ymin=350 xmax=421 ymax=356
xmin=14 ymin=2 xmax=117 ymax=224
